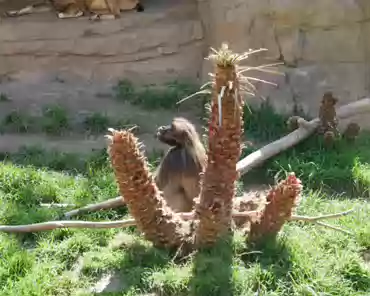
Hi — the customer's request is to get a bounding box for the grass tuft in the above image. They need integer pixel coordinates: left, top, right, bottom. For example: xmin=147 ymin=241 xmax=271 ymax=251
xmin=0 ymin=93 xmax=11 ymax=102
xmin=114 ymin=79 xmax=200 ymax=110
xmin=0 ymin=106 xmax=136 ymax=136
xmin=41 ymin=104 xmax=70 ymax=135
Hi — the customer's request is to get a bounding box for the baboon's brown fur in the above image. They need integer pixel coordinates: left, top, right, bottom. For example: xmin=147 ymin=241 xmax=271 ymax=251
xmin=4 ymin=0 xmax=143 ymax=19
xmin=318 ymin=92 xmax=339 ymax=134
xmin=155 ymin=117 xmax=207 ymax=213
xmin=318 ymin=92 xmax=339 ymax=146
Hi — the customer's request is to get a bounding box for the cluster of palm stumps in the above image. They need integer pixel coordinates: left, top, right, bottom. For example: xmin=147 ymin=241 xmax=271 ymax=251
xmin=107 ymin=44 xmax=302 ymax=251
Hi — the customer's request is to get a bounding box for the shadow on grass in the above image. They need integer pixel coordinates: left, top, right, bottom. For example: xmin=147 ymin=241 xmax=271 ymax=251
xmin=189 ymin=234 xmax=234 ymax=296
xmin=339 ymin=258 xmax=370 ymax=293
xmin=81 ymin=238 xmax=172 ymax=295
xmin=97 ymin=235 xmax=234 ymax=295
xmin=242 ymin=236 xmax=294 ymax=293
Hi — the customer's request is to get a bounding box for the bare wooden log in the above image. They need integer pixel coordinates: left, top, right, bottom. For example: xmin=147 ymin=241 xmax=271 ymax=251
xmin=314 ymin=221 xmax=353 ymax=235
xmin=236 ymin=98 xmax=370 ymax=175
xmin=289 ymin=209 xmax=355 ymax=235
xmin=63 ymin=196 xmax=124 ymax=218
xmin=0 ymin=219 xmax=136 ymax=233
xmin=0 ymin=210 xmax=255 ymax=234
xmin=40 ymin=203 xmax=76 ymax=208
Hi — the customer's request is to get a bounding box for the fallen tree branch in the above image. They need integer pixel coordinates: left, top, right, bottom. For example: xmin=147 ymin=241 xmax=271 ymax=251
xmin=289 ymin=209 xmax=355 ymax=235
xmin=40 ymin=203 xmax=76 ymax=208
xmin=0 ymin=209 xmax=354 ymax=234
xmin=315 ymin=221 xmax=353 ymax=235
xmin=0 ymin=210 xmax=257 ymax=233
xmin=236 ymin=98 xmax=370 ymax=175
xmin=62 ymin=196 xmax=124 ymax=219
xmin=0 ymin=219 xmax=136 ymax=233
xmin=290 ymin=209 xmax=354 ymax=222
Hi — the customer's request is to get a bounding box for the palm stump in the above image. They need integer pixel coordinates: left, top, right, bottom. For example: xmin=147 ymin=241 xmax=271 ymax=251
xmin=107 ymin=44 xmax=302 ymax=249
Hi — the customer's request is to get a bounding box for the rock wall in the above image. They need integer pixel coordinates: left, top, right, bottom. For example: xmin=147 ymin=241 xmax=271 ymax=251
xmin=197 ymin=0 xmax=370 ymax=128
xmin=0 ymin=0 xmax=205 ymax=154
xmin=0 ymin=0 xmax=204 ymax=122
xmin=1 ymin=0 xmax=369 ymax=129
xmin=0 ymin=1 xmax=203 ymax=86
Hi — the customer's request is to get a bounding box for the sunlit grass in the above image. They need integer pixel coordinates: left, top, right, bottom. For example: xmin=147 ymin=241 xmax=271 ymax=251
xmin=0 ymin=103 xmax=369 ymax=295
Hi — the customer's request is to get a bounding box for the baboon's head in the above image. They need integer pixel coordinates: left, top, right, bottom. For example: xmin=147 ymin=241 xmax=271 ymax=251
xmin=156 ymin=117 xmax=200 ymax=148
xmin=345 ymin=122 xmax=361 ymax=135
xmin=322 ymin=92 xmax=338 ymax=106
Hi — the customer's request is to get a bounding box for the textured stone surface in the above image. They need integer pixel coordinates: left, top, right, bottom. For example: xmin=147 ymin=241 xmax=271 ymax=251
xmin=1 ymin=0 xmax=370 ymax=130
xmin=0 ymin=0 xmax=206 ymax=154
xmin=0 ymin=0 xmax=204 ymax=92
xmin=197 ymin=0 xmax=370 ymax=127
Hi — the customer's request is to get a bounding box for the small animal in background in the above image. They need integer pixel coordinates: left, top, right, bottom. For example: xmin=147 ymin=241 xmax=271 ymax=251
xmin=4 ymin=0 xmax=144 ymax=20
xmin=286 ymin=115 xmax=313 ymax=131
xmin=154 ymin=117 xmax=207 ymax=213
xmin=286 ymin=115 xmax=301 ymax=131
xmin=342 ymin=122 xmax=360 ymax=143
xmin=286 ymin=114 xmax=315 ymax=132
xmin=318 ymin=92 xmax=339 ymax=146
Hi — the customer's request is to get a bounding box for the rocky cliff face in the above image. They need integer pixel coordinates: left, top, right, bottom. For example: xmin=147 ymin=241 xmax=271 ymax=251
xmin=0 ymin=0 xmax=205 ymax=154
xmin=0 ymin=0 xmax=369 ymax=129
xmin=0 ymin=1 xmax=204 ymax=87
xmin=197 ymin=0 xmax=370 ymax=128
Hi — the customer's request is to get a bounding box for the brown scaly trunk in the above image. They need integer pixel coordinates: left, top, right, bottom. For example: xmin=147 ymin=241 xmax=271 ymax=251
xmin=195 ymin=45 xmax=245 ymax=246
xmin=248 ymin=173 xmax=302 ymax=244
xmin=107 ymin=129 xmax=192 ymax=249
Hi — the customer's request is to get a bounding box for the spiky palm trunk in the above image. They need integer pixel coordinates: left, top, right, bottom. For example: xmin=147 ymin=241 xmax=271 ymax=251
xmin=106 ymin=43 xmax=287 ymax=250
xmin=248 ymin=173 xmax=302 ymax=244
xmin=195 ymin=46 xmax=245 ymax=246
xmin=107 ymin=129 xmax=192 ymax=249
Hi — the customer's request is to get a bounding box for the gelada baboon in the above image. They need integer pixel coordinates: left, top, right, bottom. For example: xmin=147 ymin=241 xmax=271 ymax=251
xmin=155 ymin=117 xmax=207 ymax=213
xmin=5 ymin=0 xmax=144 ymax=19
xmin=342 ymin=122 xmax=360 ymax=143
xmin=318 ymin=92 xmax=339 ymax=146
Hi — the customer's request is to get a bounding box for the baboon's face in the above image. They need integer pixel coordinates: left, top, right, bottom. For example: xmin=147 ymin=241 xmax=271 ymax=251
xmin=322 ymin=92 xmax=338 ymax=106
xmin=156 ymin=124 xmax=179 ymax=147
xmin=155 ymin=117 xmax=195 ymax=147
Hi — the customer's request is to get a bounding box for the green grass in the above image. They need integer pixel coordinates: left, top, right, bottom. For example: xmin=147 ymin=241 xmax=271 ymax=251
xmin=82 ymin=113 xmax=134 ymax=135
xmin=0 ymin=107 xmax=136 ymax=136
xmin=41 ymin=105 xmax=70 ymax=135
xmin=241 ymin=102 xmax=370 ymax=196
xmin=0 ymin=79 xmax=203 ymax=137
xmin=0 ymin=106 xmax=70 ymax=135
xmin=0 ymin=159 xmax=369 ymax=296
xmin=113 ymin=79 xmax=202 ymax=110
xmin=243 ymin=101 xmax=294 ymax=143
xmin=0 ymin=102 xmax=369 ymax=295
